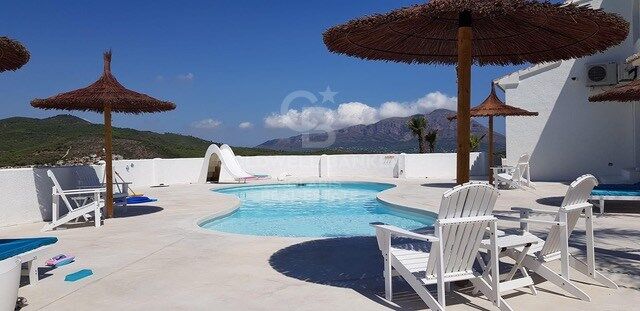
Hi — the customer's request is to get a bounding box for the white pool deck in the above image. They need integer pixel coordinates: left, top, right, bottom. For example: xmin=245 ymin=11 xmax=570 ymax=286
xmin=2 ymin=178 xmax=639 ymax=310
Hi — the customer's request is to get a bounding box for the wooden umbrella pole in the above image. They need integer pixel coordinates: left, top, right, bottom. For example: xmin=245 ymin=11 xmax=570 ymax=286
xmin=456 ymin=12 xmax=472 ymax=184
xmin=104 ymin=104 xmax=114 ymax=218
xmin=488 ymin=116 xmax=494 ymax=184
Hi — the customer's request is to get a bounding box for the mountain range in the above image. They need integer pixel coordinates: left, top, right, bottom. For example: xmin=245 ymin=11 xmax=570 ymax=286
xmin=0 ymin=115 xmax=282 ymax=168
xmin=0 ymin=111 xmax=505 ymax=167
xmin=256 ymin=109 xmax=505 ymax=153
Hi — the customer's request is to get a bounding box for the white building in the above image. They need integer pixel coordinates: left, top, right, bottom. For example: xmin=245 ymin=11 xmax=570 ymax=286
xmin=497 ymin=0 xmax=640 ymax=182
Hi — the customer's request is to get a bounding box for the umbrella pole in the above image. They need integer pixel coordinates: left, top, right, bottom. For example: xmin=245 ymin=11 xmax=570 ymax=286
xmin=456 ymin=12 xmax=472 ymax=184
xmin=104 ymin=105 xmax=114 ymax=218
xmin=488 ymin=116 xmax=494 ymax=184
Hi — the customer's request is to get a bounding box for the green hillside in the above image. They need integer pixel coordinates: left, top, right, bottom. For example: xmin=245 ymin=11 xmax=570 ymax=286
xmin=0 ymin=114 xmax=282 ymax=167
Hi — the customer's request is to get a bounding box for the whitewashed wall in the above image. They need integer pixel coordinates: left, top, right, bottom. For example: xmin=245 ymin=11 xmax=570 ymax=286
xmin=497 ymin=0 xmax=639 ymax=181
xmin=325 ymin=154 xmax=399 ymax=178
xmin=403 ymin=152 xmax=487 ymax=179
xmin=113 ymin=152 xmax=486 ymax=185
xmin=236 ymin=155 xmax=321 ymax=178
xmin=0 ymin=165 xmax=102 ymax=227
xmin=112 ymin=158 xmax=203 ymax=186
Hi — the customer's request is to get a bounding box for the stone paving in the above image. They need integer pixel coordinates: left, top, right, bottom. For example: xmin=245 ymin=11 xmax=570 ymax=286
xmin=2 ymin=177 xmax=638 ymax=310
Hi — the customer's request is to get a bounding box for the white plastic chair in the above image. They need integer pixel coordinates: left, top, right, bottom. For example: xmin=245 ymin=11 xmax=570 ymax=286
xmin=42 ymin=170 xmax=104 ymax=231
xmin=492 ymin=154 xmax=534 ymax=189
xmin=372 ymin=182 xmax=505 ymax=310
xmin=496 ymin=174 xmax=618 ymax=302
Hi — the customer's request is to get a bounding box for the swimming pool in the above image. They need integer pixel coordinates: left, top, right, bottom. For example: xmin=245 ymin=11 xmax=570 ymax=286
xmin=200 ymin=182 xmax=435 ymax=238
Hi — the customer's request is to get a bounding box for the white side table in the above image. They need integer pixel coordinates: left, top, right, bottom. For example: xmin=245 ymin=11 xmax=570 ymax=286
xmin=476 ymin=234 xmax=540 ymax=298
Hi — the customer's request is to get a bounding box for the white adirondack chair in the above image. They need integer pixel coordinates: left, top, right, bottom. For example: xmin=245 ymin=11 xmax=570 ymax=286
xmin=492 ymin=154 xmax=534 ymax=189
xmin=372 ymin=182 xmax=505 ymax=311
xmin=496 ymin=174 xmax=618 ymax=302
xmin=42 ymin=170 xmax=105 ymax=231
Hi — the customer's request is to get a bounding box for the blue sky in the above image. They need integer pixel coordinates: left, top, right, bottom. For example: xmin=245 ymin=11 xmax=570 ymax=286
xmin=0 ymin=1 xmax=552 ymax=147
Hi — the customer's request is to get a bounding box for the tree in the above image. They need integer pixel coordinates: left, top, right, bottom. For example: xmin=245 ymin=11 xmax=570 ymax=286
xmin=425 ymin=129 xmax=437 ymax=153
xmin=470 ymin=134 xmax=486 ymax=152
xmin=407 ymin=115 xmax=427 ymax=153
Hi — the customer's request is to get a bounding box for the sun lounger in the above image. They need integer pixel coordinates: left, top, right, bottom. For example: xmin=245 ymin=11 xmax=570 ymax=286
xmin=590 ymin=182 xmax=640 ymax=214
xmin=0 ymin=237 xmax=58 ymax=285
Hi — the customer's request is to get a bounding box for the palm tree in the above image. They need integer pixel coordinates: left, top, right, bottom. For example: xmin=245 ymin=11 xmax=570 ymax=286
xmin=425 ymin=129 xmax=437 ymax=153
xmin=407 ymin=115 xmax=427 ymax=153
xmin=470 ymin=134 xmax=486 ymax=152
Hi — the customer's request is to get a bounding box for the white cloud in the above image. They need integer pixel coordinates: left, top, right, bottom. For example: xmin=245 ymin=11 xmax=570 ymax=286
xmin=238 ymin=121 xmax=253 ymax=129
xmin=264 ymin=92 xmax=456 ymax=130
xmin=265 ymin=106 xmax=333 ymax=132
xmin=177 ymin=73 xmax=194 ymax=81
xmin=191 ymin=118 xmax=221 ymax=129
xmin=379 ymin=91 xmax=457 ymax=119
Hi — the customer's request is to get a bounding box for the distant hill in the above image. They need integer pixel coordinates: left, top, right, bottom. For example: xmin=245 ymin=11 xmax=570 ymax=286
xmin=0 ymin=115 xmax=282 ymax=167
xmin=256 ymin=109 xmax=505 ymax=153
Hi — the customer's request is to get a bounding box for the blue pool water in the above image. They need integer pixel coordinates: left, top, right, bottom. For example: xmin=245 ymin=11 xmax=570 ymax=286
xmin=200 ymin=182 xmax=436 ymax=238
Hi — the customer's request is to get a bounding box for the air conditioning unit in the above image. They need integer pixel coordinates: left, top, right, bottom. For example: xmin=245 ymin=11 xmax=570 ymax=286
xmin=619 ymin=63 xmax=638 ymax=82
xmin=585 ymin=62 xmax=618 ymax=86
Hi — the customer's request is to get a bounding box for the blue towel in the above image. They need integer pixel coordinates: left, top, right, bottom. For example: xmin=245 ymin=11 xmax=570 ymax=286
xmin=126 ymin=196 xmax=157 ymax=204
xmin=65 ymin=269 xmax=93 ymax=282
xmin=115 ymin=196 xmax=158 ymax=204
xmin=0 ymin=237 xmax=58 ymax=261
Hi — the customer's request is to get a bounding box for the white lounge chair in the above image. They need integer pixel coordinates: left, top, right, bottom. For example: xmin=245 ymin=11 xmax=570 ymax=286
xmin=495 ymin=174 xmax=618 ymax=302
xmin=42 ymin=170 xmax=104 ymax=231
xmin=372 ymin=182 xmax=504 ymax=311
xmin=492 ymin=153 xmax=534 ymax=189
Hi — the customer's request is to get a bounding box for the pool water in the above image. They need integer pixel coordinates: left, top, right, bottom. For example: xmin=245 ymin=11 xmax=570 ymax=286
xmin=200 ymin=182 xmax=435 ymax=238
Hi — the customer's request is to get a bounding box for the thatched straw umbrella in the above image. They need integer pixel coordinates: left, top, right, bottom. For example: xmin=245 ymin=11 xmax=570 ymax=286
xmin=32 ymin=51 xmax=175 ymax=218
xmin=449 ymin=83 xmax=538 ymax=183
xmin=323 ymin=0 xmax=628 ymax=184
xmin=589 ymin=80 xmax=640 ymax=102
xmin=0 ymin=36 xmax=30 ymax=72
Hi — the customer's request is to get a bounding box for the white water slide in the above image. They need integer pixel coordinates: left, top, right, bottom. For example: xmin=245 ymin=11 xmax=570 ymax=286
xmin=220 ymin=144 xmax=254 ymax=180
xmin=198 ymin=144 xmax=259 ymax=183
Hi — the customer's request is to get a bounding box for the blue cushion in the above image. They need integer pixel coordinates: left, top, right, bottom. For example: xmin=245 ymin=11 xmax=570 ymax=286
xmin=592 ymin=183 xmax=640 ymax=197
xmin=0 ymin=237 xmax=58 ymax=261
xmin=594 ymin=183 xmax=640 ymax=191
xmin=592 ymin=189 xmax=640 ymax=197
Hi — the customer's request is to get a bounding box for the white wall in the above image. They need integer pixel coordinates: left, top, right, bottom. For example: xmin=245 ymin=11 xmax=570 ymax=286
xmin=113 ymin=158 xmax=203 ymax=186
xmin=403 ymin=152 xmax=487 ymax=179
xmin=0 ymin=165 xmax=102 ymax=227
xmin=237 ymin=155 xmax=321 ymax=178
xmin=497 ymin=0 xmax=639 ymax=181
xmin=325 ymin=154 xmax=399 ymax=178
